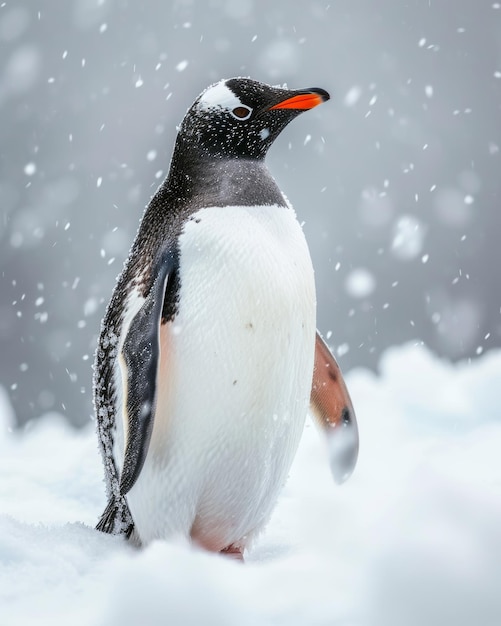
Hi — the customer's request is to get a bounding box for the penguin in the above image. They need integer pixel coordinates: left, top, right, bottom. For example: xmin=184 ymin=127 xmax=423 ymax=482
xmin=93 ymin=77 xmax=358 ymax=558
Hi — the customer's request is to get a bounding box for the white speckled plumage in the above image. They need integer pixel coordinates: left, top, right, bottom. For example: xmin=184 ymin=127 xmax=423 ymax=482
xmin=117 ymin=204 xmax=315 ymax=549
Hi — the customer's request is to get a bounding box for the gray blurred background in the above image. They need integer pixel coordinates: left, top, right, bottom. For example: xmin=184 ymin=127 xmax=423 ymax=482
xmin=1 ymin=0 xmax=500 ymax=427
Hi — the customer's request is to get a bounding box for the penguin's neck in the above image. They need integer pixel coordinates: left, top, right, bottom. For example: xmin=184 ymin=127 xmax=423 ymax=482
xmin=164 ymin=141 xmax=287 ymax=209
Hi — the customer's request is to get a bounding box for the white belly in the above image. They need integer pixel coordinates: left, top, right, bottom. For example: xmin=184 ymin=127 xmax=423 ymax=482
xmin=125 ymin=204 xmax=316 ymax=549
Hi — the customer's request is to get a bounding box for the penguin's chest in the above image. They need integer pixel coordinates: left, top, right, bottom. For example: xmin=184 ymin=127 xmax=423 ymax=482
xmin=129 ymin=204 xmax=316 ymax=546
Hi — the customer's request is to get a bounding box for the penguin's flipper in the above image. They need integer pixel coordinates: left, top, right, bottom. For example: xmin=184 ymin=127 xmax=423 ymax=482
xmin=310 ymin=330 xmax=359 ymax=484
xmin=119 ymin=251 xmax=176 ymax=496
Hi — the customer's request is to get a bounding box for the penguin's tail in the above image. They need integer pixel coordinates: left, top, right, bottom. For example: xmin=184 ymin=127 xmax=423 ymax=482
xmin=96 ymin=497 xmax=134 ymax=539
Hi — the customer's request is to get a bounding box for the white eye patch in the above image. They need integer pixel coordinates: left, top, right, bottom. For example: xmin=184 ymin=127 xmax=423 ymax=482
xmin=198 ymin=81 xmax=252 ymax=119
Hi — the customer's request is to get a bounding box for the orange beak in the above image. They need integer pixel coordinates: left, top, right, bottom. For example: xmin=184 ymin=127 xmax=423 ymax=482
xmin=269 ymin=89 xmax=329 ymax=111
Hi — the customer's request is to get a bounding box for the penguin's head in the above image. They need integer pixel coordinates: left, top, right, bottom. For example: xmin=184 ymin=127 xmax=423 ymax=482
xmin=178 ymin=77 xmax=330 ymax=160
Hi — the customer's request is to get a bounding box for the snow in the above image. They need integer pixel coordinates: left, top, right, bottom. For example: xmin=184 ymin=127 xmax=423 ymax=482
xmin=1 ymin=343 xmax=501 ymax=625
xmin=390 ymin=214 xmax=425 ymax=260
xmin=23 ymin=162 xmax=36 ymax=176
xmin=344 ymin=86 xmax=362 ymax=107
xmin=345 ymin=268 xmax=376 ymax=299
xmin=175 ymin=60 xmax=189 ymax=73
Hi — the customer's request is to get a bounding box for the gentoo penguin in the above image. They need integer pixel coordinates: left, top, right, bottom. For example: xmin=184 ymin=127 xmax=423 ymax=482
xmin=93 ymin=77 xmax=358 ymax=557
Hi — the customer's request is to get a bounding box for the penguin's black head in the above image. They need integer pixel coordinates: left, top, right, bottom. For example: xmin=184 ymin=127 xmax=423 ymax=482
xmin=178 ymin=77 xmax=330 ymax=160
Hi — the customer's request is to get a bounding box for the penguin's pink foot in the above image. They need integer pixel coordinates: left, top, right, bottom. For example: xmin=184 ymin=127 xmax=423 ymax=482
xmin=220 ymin=544 xmax=244 ymax=561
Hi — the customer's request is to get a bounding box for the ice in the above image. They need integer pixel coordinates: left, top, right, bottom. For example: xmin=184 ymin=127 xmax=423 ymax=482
xmin=1 ymin=344 xmax=501 ymax=624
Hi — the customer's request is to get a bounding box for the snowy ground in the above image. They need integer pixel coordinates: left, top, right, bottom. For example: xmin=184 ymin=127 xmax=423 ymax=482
xmin=1 ymin=343 xmax=500 ymax=626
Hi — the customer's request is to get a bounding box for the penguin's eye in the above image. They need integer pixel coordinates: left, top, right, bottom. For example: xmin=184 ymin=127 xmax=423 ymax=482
xmin=231 ymin=106 xmax=252 ymax=120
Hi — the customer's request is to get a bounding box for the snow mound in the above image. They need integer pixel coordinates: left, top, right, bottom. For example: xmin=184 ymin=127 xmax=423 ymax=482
xmin=1 ymin=343 xmax=500 ymax=625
